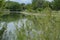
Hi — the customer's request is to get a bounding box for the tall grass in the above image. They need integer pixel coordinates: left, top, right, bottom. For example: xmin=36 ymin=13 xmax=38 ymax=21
xmin=16 ymin=9 xmax=60 ymax=40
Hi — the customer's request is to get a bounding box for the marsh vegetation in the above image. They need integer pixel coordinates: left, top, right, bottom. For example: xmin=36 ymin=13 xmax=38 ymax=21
xmin=0 ymin=0 xmax=60 ymax=40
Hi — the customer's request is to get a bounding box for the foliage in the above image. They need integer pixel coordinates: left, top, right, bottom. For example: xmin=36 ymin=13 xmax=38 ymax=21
xmin=0 ymin=0 xmax=60 ymax=40
xmin=0 ymin=0 xmax=6 ymax=16
xmin=32 ymin=0 xmax=45 ymax=10
xmin=15 ymin=10 xmax=60 ymax=40
xmin=6 ymin=1 xmax=22 ymax=11
xmin=0 ymin=24 xmax=7 ymax=40
xmin=53 ymin=0 xmax=60 ymax=10
xmin=0 ymin=0 xmax=7 ymax=40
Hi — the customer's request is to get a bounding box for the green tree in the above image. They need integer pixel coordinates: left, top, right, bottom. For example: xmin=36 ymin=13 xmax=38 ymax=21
xmin=32 ymin=0 xmax=45 ymax=10
xmin=6 ymin=1 xmax=22 ymax=11
xmin=0 ymin=0 xmax=7 ymax=40
xmin=0 ymin=0 xmax=8 ymax=16
xmin=0 ymin=0 xmax=5 ymax=8
xmin=53 ymin=0 xmax=60 ymax=10
xmin=20 ymin=3 xmax=26 ymax=11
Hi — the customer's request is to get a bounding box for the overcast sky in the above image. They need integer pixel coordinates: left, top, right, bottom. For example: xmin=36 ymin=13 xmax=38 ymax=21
xmin=9 ymin=0 xmax=53 ymax=4
xmin=10 ymin=0 xmax=32 ymax=4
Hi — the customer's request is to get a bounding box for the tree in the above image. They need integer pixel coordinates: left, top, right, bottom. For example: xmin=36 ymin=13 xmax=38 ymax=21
xmin=20 ymin=3 xmax=26 ymax=11
xmin=0 ymin=0 xmax=8 ymax=16
xmin=0 ymin=0 xmax=7 ymax=40
xmin=53 ymin=0 xmax=60 ymax=10
xmin=32 ymin=0 xmax=45 ymax=10
xmin=0 ymin=0 xmax=4 ymax=8
xmin=5 ymin=1 xmax=22 ymax=12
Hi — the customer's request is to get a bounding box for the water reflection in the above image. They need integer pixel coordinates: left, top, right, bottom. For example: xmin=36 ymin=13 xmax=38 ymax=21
xmin=0 ymin=13 xmax=60 ymax=40
xmin=0 ymin=13 xmax=27 ymax=40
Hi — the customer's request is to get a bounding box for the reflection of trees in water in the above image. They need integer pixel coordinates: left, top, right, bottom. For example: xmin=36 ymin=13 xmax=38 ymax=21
xmin=2 ymin=31 xmax=17 ymax=40
xmin=0 ymin=13 xmax=25 ymax=22
xmin=0 ymin=21 xmax=17 ymax=40
xmin=0 ymin=22 xmax=7 ymax=40
xmin=0 ymin=13 xmax=21 ymax=40
xmin=0 ymin=12 xmax=60 ymax=40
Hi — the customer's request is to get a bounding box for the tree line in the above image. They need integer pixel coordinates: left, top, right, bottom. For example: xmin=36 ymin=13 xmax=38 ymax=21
xmin=0 ymin=0 xmax=60 ymax=12
xmin=4 ymin=0 xmax=60 ymax=12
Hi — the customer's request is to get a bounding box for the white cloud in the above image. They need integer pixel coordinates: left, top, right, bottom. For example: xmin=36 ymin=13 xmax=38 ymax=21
xmin=10 ymin=0 xmax=32 ymax=4
xmin=48 ymin=0 xmax=53 ymax=2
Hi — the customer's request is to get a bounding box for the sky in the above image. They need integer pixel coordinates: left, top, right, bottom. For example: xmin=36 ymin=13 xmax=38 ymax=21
xmin=48 ymin=0 xmax=53 ymax=2
xmin=10 ymin=0 xmax=32 ymax=4
xmin=9 ymin=0 xmax=53 ymax=4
